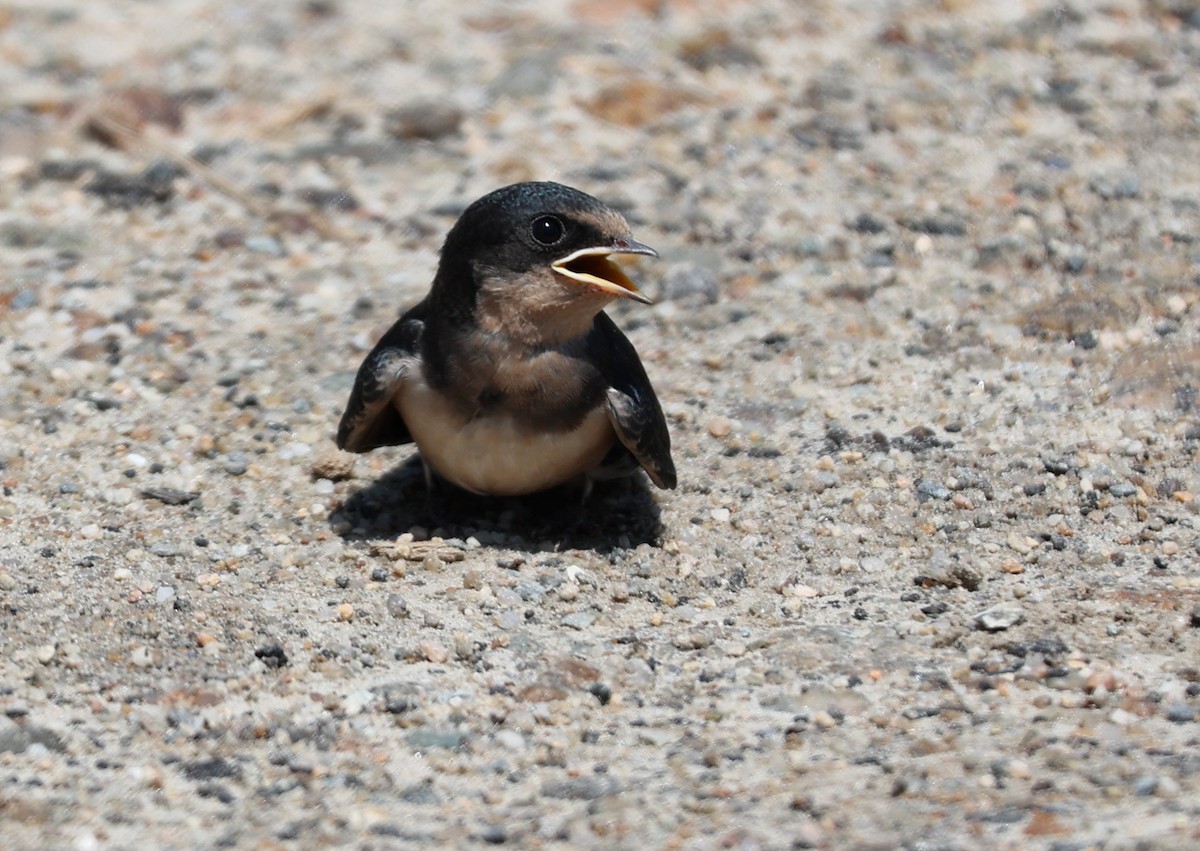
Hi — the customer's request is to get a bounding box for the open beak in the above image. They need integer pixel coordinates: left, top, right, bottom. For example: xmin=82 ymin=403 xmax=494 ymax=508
xmin=551 ymin=239 xmax=657 ymax=305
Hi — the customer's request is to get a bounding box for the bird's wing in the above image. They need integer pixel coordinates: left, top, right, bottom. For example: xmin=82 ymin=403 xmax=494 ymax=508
xmin=336 ymin=305 xmax=426 ymax=453
xmin=593 ymin=312 xmax=677 ymax=489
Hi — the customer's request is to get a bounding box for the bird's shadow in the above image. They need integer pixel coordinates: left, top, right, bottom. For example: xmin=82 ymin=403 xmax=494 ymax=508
xmin=330 ymin=456 xmax=666 ymax=552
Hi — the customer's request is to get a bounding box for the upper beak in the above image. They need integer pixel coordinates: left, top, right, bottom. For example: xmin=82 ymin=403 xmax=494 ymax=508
xmin=551 ymin=238 xmax=658 ymax=305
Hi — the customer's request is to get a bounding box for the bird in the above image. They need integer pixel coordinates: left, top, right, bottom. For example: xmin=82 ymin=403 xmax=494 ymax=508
xmin=335 ymin=181 xmax=676 ymax=498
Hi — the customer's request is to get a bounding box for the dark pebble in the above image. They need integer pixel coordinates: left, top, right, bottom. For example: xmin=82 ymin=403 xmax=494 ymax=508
xmin=39 ymin=159 xmax=99 ymax=181
xmin=1165 ymin=704 xmax=1195 ymax=723
xmin=589 ymin=683 xmax=612 ymax=705
xmin=182 ymin=756 xmax=240 ymax=781
xmin=299 ymin=187 xmax=359 ymax=211
xmin=370 ymin=567 xmax=389 ymax=582
xmin=59 ymin=483 xmax=79 ymax=494
xmin=848 ymin=212 xmax=887 ymax=234
xmin=141 ymin=487 xmax=200 ymax=506
xmin=478 ymin=825 xmax=508 ymax=845
xmin=1070 ymin=330 xmax=1098 ymax=349
xmin=1190 ymin=605 xmax=1200 ymax=628
xmin=335 ymin=575 xmax=350 ymax=589
xmin=1023 ymin=482 xmax=1046 ymax=496
xmin=1043 ymin=457 xmax=1072 ymax=475
xmin=1156 ymin=477 xmax=1184 ymax=498
xmin=255 ymin=644 xmax=288 ymax=669
xmin=1005 ymin=638 xmax=1069 ymax=658
xmin=899 ymin=214 xmax=967 ymax=236
xmin=85 ymin=163 xmax=176 ymax=208
xmin=89 ymin=396 xmax=121 ymax=411
xmin=384 ymin=101 xmax=463 ymax=141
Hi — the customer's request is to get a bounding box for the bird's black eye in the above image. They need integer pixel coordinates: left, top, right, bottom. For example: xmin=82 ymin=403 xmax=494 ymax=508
xmin=530 ymin=215 xmax=565 ymax=246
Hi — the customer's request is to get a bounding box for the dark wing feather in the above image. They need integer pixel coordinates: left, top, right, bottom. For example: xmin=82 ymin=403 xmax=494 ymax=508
xmin=335 ymin=303 xmax=426 ymax=453
xmin=592 ymin=312 xmax=677 ymax=489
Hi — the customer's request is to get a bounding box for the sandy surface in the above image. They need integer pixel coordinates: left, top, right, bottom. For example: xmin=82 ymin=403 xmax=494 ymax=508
xmin=2 ymin=0 xmax=1199 ymax=848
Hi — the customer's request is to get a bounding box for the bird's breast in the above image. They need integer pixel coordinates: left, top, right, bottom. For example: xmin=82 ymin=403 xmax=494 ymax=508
xmin=395 ymin=377 xmax=615 ymax=496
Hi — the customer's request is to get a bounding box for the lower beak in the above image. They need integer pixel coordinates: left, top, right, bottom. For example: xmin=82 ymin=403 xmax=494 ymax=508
xmin=551 ymin=240 xmax=658 ymax=304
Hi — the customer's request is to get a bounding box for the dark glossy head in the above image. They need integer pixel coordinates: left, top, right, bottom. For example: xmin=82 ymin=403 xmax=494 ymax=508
xmin=430 ymin=182 xmax=656 ymax=332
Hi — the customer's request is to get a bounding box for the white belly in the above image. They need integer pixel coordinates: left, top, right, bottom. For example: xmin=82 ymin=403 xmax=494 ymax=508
xmin=396 ymin=380 xmax=615 ymax=496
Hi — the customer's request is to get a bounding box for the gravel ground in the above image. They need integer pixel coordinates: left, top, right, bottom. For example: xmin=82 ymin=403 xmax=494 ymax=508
xmin=2 ymin=1 xmax=1200 ymax=848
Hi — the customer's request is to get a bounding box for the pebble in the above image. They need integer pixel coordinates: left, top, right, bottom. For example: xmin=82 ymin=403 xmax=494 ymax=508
xmin=672 ymin=631 xmax=712 ymax=650
xmin=916 ymin=481 xmax=951 ymax=501
xmin=974 ymin=603 xmax=1024 ymax=631
xmin=516 ymin=580 xmax=546 ymax=602
xmin=419 ymin=642 xmax=449 ymax=664
xmin=494 ymin=730 xmax=526 ymax=751
xmin=336 ymin=604 xmax=355 ymax=622
xmin=244 ymin=235 xmax=284 ymax=256
xmin=561 ymin=611 xmax=598 ymax=630
xmin=707 ymin=417 xmax=733 ymax=438
xmin=498 ymin=610 xmax=523 ymax=630
xmin=1164 ymin=704 xmax=1195 ymax=723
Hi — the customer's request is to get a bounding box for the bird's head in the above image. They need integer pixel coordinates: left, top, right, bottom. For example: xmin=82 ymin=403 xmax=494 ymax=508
xmin=434 ymin=182 xmax=657 ymax=343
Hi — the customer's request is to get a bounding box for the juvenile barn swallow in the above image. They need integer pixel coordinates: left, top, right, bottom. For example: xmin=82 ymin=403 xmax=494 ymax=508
xmin=336 ymin=181 xmax=676 ymax=496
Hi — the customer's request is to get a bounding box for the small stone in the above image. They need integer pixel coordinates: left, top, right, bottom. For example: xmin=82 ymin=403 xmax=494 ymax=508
xmin=673 ymin=631 xmax=712 ymax=650
xmin=34 ymin=644 xmax=56 ymax=664
xmin=494 ymin=730 xmax=526 ymax=751
xmin=558 ymin=582 xmax=580 ymax=602
xmin=561 ymin=611 xmax=598 ymax=630
xmin=462 ymin=569 xmax=483 ymax=590
xmin=310 ymin=451 xmax=356 ymax=481
xmin=916 ymin=481 xmax=952 ymax=501
xmin=336 ymin=604 xmax=355 ymax=622
xmin=386 ymin=595 xmax=409 ymax=618
xmin=708 ymin=417 xmax=733 ymax=438
xmin=516 ymin=580 xmax=546 ymax=602
xmin=1165 ymin=704 xmax=1195 ymax=723
xmin=244 ymin=235 xmax=284 ymax=256
xmin=974 ymin=603 xmax=1024 ymax=632
xmin=419 ymin=642 xmax=449 ymax=664
xmin=384 ymin=101 xmax=463 ymax=140
xmin=710 ymin=507 xmax=731 ymax=523
xmin=1006 ymin=531 xmax=1036 ymax=554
